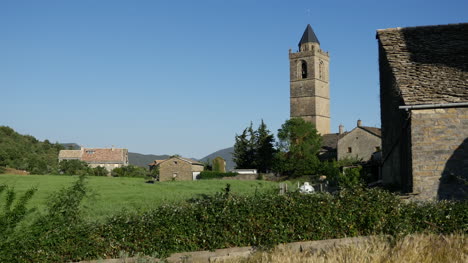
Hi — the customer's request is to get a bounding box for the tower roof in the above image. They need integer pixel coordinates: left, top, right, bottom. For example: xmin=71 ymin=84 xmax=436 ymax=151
xmin=298 ymin=24 xmax=320 ymax=48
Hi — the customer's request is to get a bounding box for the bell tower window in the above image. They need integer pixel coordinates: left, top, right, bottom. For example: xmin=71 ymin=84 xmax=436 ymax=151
xmin=301 ymin=61 xmax=308 ymax=79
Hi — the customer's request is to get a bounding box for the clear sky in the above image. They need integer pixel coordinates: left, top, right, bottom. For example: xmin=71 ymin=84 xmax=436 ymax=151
xmin=1 ymin=0 xmax=467 ymax=158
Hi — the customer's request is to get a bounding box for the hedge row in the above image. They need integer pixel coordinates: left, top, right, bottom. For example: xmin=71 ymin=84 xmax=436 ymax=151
xmin=197 ymin=171 xmax=238 ymax=180
xmin=0 ymin=178 xmax=467 ymax=262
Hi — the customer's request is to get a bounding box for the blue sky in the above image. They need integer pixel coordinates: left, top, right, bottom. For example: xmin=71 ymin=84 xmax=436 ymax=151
xmin=1 ymin=0 xmax=467 ymax=158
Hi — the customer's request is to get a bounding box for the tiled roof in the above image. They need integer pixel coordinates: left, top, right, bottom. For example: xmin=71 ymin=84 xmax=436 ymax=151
xmin=377 ymin=23 xmax=468 ymax=105
xmin=149 ymin=160 xmax=165 ymax=166
xmin=80 ymin=148 xmax=128 ymax=163
xmin=58 ymin=150 xmax=82 ymax=159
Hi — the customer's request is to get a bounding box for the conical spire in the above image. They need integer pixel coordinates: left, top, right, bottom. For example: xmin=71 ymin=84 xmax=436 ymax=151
xmin=298 ymin=24 xmax=320 ymax=49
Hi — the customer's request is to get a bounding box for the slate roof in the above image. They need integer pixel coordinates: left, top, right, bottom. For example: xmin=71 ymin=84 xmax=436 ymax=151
xmin=377 ymin=23 xmax=468 ymax=105
xmin=80 ymin=148 xmax=128 ymax=164
xmin=360 ymin=126 xmax=382 ymax=137
xmin=299 ymin=24 xmax=320 ymax=48
xmin=321 ymin=133 xmax=347 ymax=151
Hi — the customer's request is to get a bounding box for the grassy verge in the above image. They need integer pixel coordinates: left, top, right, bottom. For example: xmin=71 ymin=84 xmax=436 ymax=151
xmin=222 ymin=233 xmax=467 ymax=263
xmin=0 ymin=174 xmax=277 ymax=221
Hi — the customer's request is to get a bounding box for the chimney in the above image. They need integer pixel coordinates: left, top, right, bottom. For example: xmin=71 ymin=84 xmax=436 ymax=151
xmin=357 ymin=119 xmax=362 ymax=127
xmin=339 ymin=124 xmax=344 ymax=134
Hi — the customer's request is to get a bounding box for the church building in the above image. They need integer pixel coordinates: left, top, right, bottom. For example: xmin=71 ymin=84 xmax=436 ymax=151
xmin=290 ymin=25 xmax=381 ymax=163
xmin=289 ymin=24 xmax=330 ymax=135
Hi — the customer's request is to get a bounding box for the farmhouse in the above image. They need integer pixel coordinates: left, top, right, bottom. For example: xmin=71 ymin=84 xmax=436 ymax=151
xmin=58 ymin=147 xmax=129 ymax=172
xmin=377 ymin=23 xmax=468 ymax=200
xmin=151 ymin=156 xmax=204 ymax=181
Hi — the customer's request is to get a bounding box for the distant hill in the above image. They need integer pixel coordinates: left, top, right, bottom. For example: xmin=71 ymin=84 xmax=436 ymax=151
xmin=129 ymin=152 xmax=170 ymax=168
xmin=0 ymin=126 xmax=64 ymax=174
xmin=199 ymin=147 xmax=235 ymax=171
xmin=61 ymin=143 xmax=80 ymax=150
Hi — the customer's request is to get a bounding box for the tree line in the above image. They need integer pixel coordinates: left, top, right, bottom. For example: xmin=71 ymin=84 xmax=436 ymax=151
xmin=233 ymin=118 xmax=324 ymax=177
xmin=0 ymin=126 xmax=64 ymax=174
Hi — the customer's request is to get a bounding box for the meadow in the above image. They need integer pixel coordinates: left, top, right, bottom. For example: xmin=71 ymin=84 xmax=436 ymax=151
xmin=0 ymin=174 xmax=278 ymax=221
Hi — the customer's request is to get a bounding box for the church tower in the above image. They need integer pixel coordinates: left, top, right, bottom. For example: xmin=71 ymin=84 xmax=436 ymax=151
xmin=289 ymin=24 xmax=330 ymax=134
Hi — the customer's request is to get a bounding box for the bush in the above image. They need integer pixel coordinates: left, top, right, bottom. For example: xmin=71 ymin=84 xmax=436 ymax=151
xmin=111 ymin=165 xmax=147 ymax=178
xmin=0 ymin=166 xmax=5 ymax=174
xmin=0 ymin=185 xmax=36 ymax=237
xmin=197 ymin=171 xmax=238 ymax=180
xmin=59 ymin=159 xmax=90 ymax=175
xmin=0 ymin=183 xmax=466 ymax=262
xmin=92 ymin=166 xmax=108 ymax=176
xmin=0 ymin=176 xmax=102 ymax=263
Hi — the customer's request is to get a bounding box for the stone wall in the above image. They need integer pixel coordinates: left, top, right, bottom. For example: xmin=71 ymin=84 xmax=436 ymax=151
xmin=410 ymin=107 xmax=468 ymax=200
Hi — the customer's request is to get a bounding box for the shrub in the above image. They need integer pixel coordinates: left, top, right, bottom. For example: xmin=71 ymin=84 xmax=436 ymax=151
xmin=0 ymin=176 xmax=103 ymax=263
xmin=197 ymin=171 xmax=238 ymax=180
xmin=0 ymin=166 xmax=5 ymax=174
xmin=0 ymin=185 xmax=36 ymax=237
xmin=59 ymin=159 xmax=91 ymax=175
xmin=111 ymin=165 xmax=147 ymax=178
xmin=92 ymin=166 xmax=108 ymax=176
xmin=0 ymin=183 xmax=466 ymax=262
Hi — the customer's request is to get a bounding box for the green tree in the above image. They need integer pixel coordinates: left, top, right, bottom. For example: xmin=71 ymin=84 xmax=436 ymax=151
xmin=233 ymin=122 xmax=256 ymax=169
xmin=234 ymin=121 xmax=276 ymax=172
xmin=59 ymin=159 xmax=90 ymax=175
xmin=274 ymin=118 xmax=322 ymax=177
xmin=149 ymin=165 xmax=160 ymax=180
xmin=212 ymin=157 xmax=226 ymax=172
xmin=255 ymin=120 xmax=276 ymax=173
xmin=111 ymin=165 xmax=147 ymax=178
xmin=92 ymin=166 xmax=108 ymax=176
xmin=202 ymin=159 xmax=213 ymax=171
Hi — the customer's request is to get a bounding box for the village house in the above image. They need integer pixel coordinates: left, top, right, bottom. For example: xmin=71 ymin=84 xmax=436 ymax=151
xmin=58 ymin=147 xmax=129 ymax=172
xmin=337 ymin=120 xmax=381 ymax=162
xmin=319 ymin=121 xmax=381 ymax=163
xmin=377 ymin=23 xmax=468 ymax=200
xmin=150 ymin=156 xmax=204 ymax=181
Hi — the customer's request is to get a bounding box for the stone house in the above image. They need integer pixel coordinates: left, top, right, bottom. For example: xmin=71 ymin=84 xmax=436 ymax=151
xmin=337 ymin=120 xmax=381 ymax=162
xmin=155 ymin=156 xmax=204 ymax=182
xmin=377 ymin=23 xmax=468 ymax=200
xmin=58 ymin=147 xmax=129 ymax=172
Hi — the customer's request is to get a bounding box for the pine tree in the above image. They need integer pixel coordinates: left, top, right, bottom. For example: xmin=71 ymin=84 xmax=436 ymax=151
xmin=234 ymin=121 xmax=276 ymax=171
xmin=255 ymin=120 xmax=276 ymax=173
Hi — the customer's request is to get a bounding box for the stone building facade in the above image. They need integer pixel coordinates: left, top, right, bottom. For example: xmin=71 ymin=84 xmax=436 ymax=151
xmin=377 ymin=23 xmax=468 ymax=200
xmin=290 ymin=24 xmax=330 ymax=135
xmin=58 ymin=147 xmax=129 ymax=172
xmin=337 ymin=120 xmax=381 ymax=162
xmin=157 ymin=156 xmax=204 ymax=182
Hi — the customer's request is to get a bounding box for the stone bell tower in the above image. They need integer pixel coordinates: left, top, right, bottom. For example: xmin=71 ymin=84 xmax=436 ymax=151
xmin=289 ymin=24 xmax=330 ymax=134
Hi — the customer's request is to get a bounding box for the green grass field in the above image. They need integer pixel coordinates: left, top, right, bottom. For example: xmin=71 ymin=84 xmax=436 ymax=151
xmin=0 ymin=174 xmax=279 ymax=221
